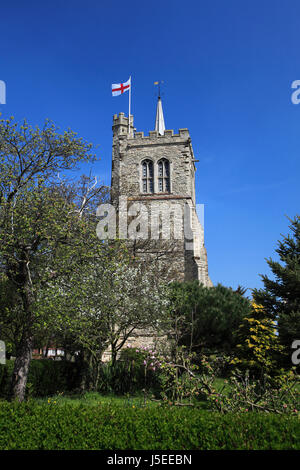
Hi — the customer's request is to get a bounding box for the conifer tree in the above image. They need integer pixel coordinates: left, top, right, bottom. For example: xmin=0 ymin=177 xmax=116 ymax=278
xmin=169 ymin=281 xmax=252 ymax=355
xmin=252 ymin=215 xmax=300 ymax=363
xmin=231 ymin=302 xmax=283 ymax=376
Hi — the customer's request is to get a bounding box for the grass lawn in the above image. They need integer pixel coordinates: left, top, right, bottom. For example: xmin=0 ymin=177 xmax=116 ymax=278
xmin=35 ymin=391 xmax=160 ymax=408
xmin=29 ymin=375 xmax=300 ymax=408
xmin=33 ymin=376 xmax=230 ymax=407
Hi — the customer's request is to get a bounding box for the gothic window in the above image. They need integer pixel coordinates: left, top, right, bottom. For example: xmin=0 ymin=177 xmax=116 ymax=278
xmin=157 ymin=158 xmax=170 ymax=193
xmin=141 ymin=159 xmax=154 ymax=193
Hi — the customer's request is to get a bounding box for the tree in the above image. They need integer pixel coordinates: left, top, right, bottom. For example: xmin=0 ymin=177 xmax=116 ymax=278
xmin=0 ymin=116 xmax=104 ymax=400
xmin=168 ymin=281 xmax=252 ymax=356
xmin=0 ymin=274 xmax=21 ymax=358
xmin=96 ymin=254 xmax=170 ymax=367
xmin=253 ymin=215 xmax=300 ymax=363
xmin=45 ymin=238 xmax=171 ymax=390
xmin=231 ymin=302 xmax=284 ymax=376
xmin=34 ymin=238 xmax=122 ymax=391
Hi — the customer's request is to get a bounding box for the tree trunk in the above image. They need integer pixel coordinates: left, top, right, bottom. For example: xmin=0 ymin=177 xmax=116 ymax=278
xmin=79 ymin=350 xmax=93 ymax=392
xmin=10 ymin=334 xmax=33 ymax=402
xmin=111 ymin=347 xmax=117 ymax=368
xmin=9 ymin=252 xmax=35 ymax=402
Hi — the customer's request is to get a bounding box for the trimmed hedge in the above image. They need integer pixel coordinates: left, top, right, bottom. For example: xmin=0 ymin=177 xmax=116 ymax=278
xmin=0 ymin=360 xmax=80 ymax=398
xmin=0 ymin=359 xmax=157 ymax=398
xmin=0 ymin=402 xmax=298 ymax=450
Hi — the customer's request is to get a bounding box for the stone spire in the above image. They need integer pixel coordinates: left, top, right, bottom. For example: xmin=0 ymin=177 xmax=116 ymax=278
xmin=155 ymin=96 xmax=165 ymax=135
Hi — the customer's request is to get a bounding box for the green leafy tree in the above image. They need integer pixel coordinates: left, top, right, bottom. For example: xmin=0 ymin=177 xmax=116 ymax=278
xmin=0 ymin=117 xmax=104 ymax=401
xmin=42 ymin=238 xmax=170 ymax=390
xmin=253 ymin=215 xmax=300 ymax=363
xmin=67 ymin=236 xmax=174 ymax=376
xmin=30 ymin=187 xmax=171 ymax=391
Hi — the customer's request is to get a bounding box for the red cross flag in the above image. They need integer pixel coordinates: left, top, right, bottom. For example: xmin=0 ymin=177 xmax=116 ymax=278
xmin=112 ymin=77 xmax=131 ymax=96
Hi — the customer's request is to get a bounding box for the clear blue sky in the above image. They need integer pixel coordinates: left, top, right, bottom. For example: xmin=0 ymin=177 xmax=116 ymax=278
xmin=0 ymin=0 xmax=299 ymax=293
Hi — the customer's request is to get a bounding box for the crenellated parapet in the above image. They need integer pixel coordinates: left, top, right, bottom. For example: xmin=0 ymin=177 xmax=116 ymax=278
xmin=112 ymin=113 xmax=190 ymax=141
xmin=133 ymin=128 xmax=190 ymax=139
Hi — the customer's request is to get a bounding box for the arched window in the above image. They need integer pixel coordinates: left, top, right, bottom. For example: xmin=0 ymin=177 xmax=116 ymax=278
xmin=142 ymin=159 xmax=154 ymax=193
xmin=158 ymin=158 xmax=170 ymax=192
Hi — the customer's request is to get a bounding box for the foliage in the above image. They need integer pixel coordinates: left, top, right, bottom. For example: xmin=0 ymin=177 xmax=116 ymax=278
xmin=97 ymin=361 xmax=146 ymax=395
xmin=168 ymin=281 xmax=252 ymax=355
xmin=0 ymin=360 xmax=80 ymax=399
xmin=231 ymin=302 xmax=284 ymax=375
xmin=0 ymin=401 xmax=298 ymax=450
xmin=133 ymin=345 xmax=300 ymax=415
xmin=46 ymin=242 xmax=170 ymax=393
xmin=154 ymin=346 xmax=200 ymax=404
xmin=253 ymin=215 xmax=300 ymax=363
xmin=119 ymin=346 xmax=148 ymax=368
xmin=194 ymin=356 xmax=299 ymax=415
xmin=0 ymin=116 xmax=170 ymax=400
xmin=98 ymin=346 xmax=162 ymax=395
xmin=0 ymin=116 xmax=106 ymax=400
xmin=83 ymin=255 xmax=170 ymax=368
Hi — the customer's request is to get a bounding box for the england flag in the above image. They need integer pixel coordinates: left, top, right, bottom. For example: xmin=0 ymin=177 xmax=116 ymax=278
xmin=112 ymin=77 xmax=131 ymax=96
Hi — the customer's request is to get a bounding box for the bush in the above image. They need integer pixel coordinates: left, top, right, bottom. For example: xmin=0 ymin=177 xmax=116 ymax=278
xmin=0 ymin=360 xmax=80 ymax=398
xmin=98 ymin=349 xmax=160 ymax=395
xmin=0 ymin=361 xmax=13 ymax=397
xmin=97 ymin=361 xmax=143 ymax=395
xmin=0 ymin=401 xmax=298 ymax=450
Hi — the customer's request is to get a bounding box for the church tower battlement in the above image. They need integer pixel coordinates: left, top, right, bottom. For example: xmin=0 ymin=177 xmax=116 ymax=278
xmin=110 ymin=101 xmax=212 ymax=287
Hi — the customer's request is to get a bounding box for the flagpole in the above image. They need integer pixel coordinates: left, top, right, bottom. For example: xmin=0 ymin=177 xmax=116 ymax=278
xmin=128 ymin=76 xmax=131 ymax=136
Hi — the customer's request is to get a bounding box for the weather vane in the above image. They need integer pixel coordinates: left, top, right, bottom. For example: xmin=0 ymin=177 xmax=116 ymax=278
xmin=154 ymin=80 xmax=164 ymax=98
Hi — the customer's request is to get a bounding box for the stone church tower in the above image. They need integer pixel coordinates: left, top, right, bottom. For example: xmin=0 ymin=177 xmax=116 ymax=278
xmin=110 ymin=97 xmax=212 ymax=287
